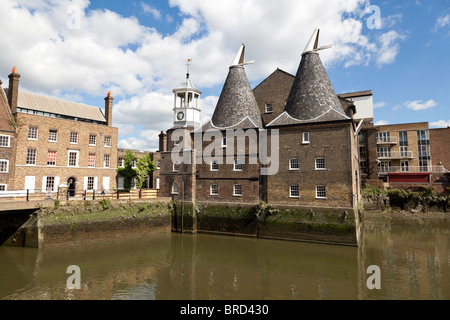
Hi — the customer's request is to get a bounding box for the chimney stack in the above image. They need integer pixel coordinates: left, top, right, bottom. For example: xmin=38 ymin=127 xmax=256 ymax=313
xmin=104 ymin=91 xmax=113 ymax=126
xmin=158 ymin=131 xmax=167 ymax=152
xmin=8 ymin=66 xmax=20 ymax=113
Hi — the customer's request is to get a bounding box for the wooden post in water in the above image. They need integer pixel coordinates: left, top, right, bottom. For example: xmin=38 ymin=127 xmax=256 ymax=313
xmin=181 ymin=181 xmax=184 ymax=233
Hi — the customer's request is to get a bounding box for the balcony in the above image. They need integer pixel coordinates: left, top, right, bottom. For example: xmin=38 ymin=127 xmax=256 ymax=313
xmin=376 ymin=137 xmax=397 ymax=145
xmin=378 ymin=165 xmax=449 ymax=175
xmin=377 ymin=151 xmax=414 ymax=159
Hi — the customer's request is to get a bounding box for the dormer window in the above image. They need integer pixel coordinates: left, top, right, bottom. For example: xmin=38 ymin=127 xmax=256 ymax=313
xmin=265 ymin=103 xmax=273 ymax=113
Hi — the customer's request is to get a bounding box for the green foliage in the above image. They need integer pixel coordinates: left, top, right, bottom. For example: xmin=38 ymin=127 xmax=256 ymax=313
xmin=117 ymin=151 xmax=156 ymax=190
xmin=138 ymin=203 xmax=148 ymax=212
xmin=117 ymin=151 xmax=137 ymax=190
xmin=99 ymin=198 xmax=112 ymax=211
xmin=54 ymin=200 xmax=60 ymax=209
xmin=255 ymin=201 xmax=279 ymax=222
xmin=135 ymin=154 xmax=156 ymax=189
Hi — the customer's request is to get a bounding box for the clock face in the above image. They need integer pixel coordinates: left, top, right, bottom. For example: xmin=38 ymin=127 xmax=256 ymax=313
xmin=177 ymin=111 xmax=185 ymax=121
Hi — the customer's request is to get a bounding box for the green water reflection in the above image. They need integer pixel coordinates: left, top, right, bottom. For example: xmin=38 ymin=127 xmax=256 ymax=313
xmin=0 ymin=218 xmax=449 ymax=300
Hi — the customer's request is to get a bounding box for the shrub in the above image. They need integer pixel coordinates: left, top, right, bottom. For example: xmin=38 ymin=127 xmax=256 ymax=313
xmin=99 ymin=198 xmax=112 ymax=211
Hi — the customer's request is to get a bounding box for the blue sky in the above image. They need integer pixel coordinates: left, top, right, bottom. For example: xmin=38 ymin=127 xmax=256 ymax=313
xmin=0 ymin=0 xmax=449 ymax=150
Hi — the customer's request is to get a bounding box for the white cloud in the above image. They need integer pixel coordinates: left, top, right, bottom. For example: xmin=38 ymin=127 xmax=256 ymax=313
xmin=375 ymin=30 xmax=407 ymax=66
xmin=0 ymin=0 xmax=408 ymax=150
xmin=373 ymin=102 xmax=386 ymax=109
xmin=404 ymin=99 xmax=437 ymax=111
xmin=434 ymin=14 xmax=450 ymax=32
xmin=141 ymin=3 xmax=162 ymax=20
xmin=430 ymin=120 xmax=450 ymax=128
xmin=374 ymin=120 xmax=389 ymax=126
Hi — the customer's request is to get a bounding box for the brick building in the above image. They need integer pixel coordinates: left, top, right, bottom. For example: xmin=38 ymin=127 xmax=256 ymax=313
xmin=0 ymin=78 xmax=17 ymax=192
xmin=117 ymin=148 xmax=160 ymax=190
xmin=3 ymin=67 xmax=118 ymax=195
xmin=429 ymin=127 xmax=450 ymax=184
xmin=159 ymin=30 xmax=362 ymax=213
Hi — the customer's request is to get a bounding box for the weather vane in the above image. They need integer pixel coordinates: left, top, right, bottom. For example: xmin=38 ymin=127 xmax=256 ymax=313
xmin=186 ymin=58 xmax=192 ymax=79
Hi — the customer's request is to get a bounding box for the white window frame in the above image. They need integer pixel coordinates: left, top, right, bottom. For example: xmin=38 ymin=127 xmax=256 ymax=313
xmin=210 ymin=160 xmax=219 ymax=171
xmin=0 ymin=135 xmax=11 ymax=147
xmin=26 ymin=149 xmax=37 ymax=165
xmin=0 ymin=184 xmax=7 ymax=191
xmin=104 ymin=154 xmax=110 ymax=168
xmin=0 ymin=159 xmax=9 ymax=173
xmin=290 ymin=184 xmax=300 ymax=198
xmin=156 ymin=160 xmax=161 ymax=169
xmin=289 ymin=158 xmax=299 ymax=170
xmin=46 ymin=176 xmax=55 ymax=193
xmin=233 ymin=184 xmax=242 ymax=196
xmin=173 ymin=162 xmax=179 ymax=172
xmin=48 ymin=130 xmax=58 ymax=142
xmin=132 ymin=159 xmax=137 ymax=168
xmin=70 ymin=132 xmax=78 ymax=144
xmin=315 ymin=158 xmax=326 ymax=170
xmin=28 ymin=127 xmax=38 ymax=140
xmin=233 ymin=159 xmax=243 ymax=171
xmin=87 ymin=177 xmax=95 ymax=191
xmin=68 ymin=150 xmax=79 ymax=167
xmin=89 ymin=134 xmax=97 ymax=146
xmin=222 ymin=137 xmax=227 ymax=148
xmin=265 ymin=103 xmax=273 ymax=113
xmin=316 ymin=185 xmax=327 ymax=199
xmin=210 ymin=184 xmax=219 ymax=195
xmin=104 ymin=136 xmax=111 ymax=147
xmin=302 ymin=132 xmax=310 ymax=144
xmin=172 ymin=184 xmax=179 ymax=194
xmin=118 ymin=158 xmax=124 ymax=168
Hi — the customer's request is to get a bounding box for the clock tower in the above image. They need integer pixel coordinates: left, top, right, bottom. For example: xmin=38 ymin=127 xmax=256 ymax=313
xmin=172 ymin=59 xmax=202 ymax=129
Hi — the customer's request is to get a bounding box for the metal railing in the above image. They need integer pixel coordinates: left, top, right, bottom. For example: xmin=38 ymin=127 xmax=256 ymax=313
xmin=377 ymin=150 xmax=414 ymax=159
xmin=378 ymin=165 xmax=449 ymax=174
xmin=376 ymin=137 xmax=397 ymax=144
xmin=0 ymin=188 xmax=159 ymax=202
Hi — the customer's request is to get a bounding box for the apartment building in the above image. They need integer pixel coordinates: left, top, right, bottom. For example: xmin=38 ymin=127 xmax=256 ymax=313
xmin=3 ymin=67 xmax=118 ymax=195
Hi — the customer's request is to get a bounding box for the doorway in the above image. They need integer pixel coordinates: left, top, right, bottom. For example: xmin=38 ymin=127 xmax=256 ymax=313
xmin=67 ymin=177 xmax=76 ymax=197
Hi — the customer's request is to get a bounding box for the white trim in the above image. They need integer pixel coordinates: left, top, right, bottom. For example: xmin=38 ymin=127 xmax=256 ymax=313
xmin=289 ymin=184 xmax=300 ymax=198
xmin=233 ymin=184 xmax=242 ymax=196
xmin=0 ymin=184 xmax=7 ymax=191
xmin=315 ymin=185 xmax=327 ymax=199
xmin=210 ymin=115 xmax=261 ymax=130
xmin=302 ymin=132 xmax=310 ymax=144
xmin=210 ymin=160 xmax=219 ymax=171
xmin=315 ymin=157 xmax=326 ymax=170
xmin=67 ymin=150 xmax=80 ymax=167
xmin=289 ymin=158 xmax=299 ymax=170
xmin=0 ymin=159 xmax=9 ymax=173
xmin=210 ymin=183 xmax=219 ymax=195
xmin=0 ymin=135 xmax=11 ymax=148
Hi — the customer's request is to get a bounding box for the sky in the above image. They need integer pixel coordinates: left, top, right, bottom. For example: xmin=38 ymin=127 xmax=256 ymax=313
xmin=0 ymin=0 xmax=449 ymax=151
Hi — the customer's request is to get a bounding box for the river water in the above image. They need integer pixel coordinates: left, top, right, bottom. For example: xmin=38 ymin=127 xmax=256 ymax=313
xmin=0 ymin=217 xmax=449 ymax=300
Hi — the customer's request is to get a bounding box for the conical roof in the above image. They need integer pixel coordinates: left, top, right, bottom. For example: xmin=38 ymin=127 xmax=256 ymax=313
xmin=209 ymin=45 xmax=263 ymax=130
xmin=268 ymin=30 xmax=349 ymax=126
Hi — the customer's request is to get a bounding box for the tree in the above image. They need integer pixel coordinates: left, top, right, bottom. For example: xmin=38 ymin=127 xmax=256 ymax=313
xmin=117 ymin=151 xmax=156 ymax=190
xmin=117 ymin=151 xmax=137 ymax=190
xmin=135 ymin=154 xmax=156 ymax=189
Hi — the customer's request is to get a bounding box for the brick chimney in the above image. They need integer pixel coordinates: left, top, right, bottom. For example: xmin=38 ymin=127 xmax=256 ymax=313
xmin=158 ymin=131 xmax=167 ymax=152
xmin=8 ymin=66 xmax=20 ymax=113
xmin=104 ymin=91 xmax=113 ymax=126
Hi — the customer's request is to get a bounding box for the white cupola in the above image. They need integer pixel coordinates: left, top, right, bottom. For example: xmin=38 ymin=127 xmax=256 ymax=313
xmin=172 ymin=59 xmax=202 ymax=129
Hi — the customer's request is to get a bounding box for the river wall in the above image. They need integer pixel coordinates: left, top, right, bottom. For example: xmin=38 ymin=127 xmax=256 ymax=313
xmin=172 ymin=201 xmax=360 ymax=246
xmin=2 ymin=199 xmax=360 ymax=248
